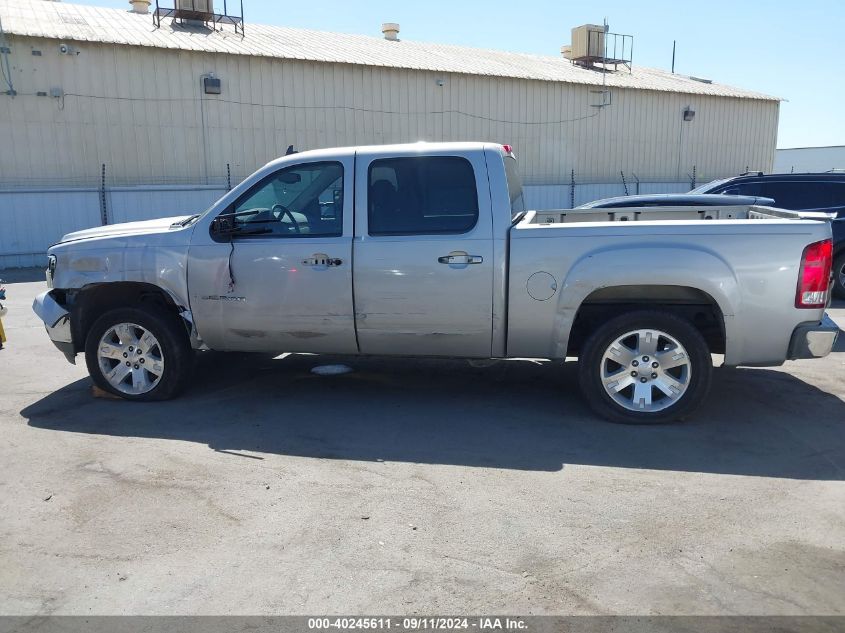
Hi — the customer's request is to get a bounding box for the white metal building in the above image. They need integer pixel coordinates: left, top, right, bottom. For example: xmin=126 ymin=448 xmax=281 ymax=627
xmin=774 ymin=146 xmax=845 ymax=173
xmin=0 ymin=0 xmax=780 ymax=267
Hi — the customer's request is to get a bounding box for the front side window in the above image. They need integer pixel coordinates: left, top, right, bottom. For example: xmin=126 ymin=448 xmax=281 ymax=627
xmin=228 ymin=161 xmax=344 ymax=237
xmin=720 ymin=182 xmax=763 ymax=198
xmin=368 ymin=157 xmax=479 ymax=235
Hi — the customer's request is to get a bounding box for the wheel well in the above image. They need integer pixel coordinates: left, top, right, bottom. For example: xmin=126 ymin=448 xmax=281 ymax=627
xmin=67 ymin=282 xmax=185 ymax=353
xmin=567 ymin=285 xmax=726 ymax=356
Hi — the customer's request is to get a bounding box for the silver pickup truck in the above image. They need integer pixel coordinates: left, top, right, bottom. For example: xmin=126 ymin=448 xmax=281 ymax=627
xmin=33 ymin=142 xmax=839 ymax=423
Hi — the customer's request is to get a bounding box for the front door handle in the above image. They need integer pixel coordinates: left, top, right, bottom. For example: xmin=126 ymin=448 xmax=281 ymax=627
xmin=438 ymin=254 xmax=483 ymax=265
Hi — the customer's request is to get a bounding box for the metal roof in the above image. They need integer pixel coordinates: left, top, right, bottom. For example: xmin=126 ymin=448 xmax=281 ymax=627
xmin=0 ymin=0 xmax=779 ymax=101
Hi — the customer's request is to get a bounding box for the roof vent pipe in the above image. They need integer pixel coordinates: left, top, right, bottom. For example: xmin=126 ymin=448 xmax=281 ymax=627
xmin=382 ymin=23 xmax=400 ymax=41
xmin=129 ymin=0 xmax=151 ymax=14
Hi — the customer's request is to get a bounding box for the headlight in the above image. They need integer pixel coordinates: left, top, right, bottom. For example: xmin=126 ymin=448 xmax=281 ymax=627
xmin=47 ymin=254 xmax=57 ymax=287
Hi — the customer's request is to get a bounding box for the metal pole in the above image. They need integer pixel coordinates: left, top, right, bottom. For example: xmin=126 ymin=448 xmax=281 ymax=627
xmin=672 ymin=40 xmax=676 ymax=74
xmin=570 ymin=169 xmax=575 ymax=209
xmin=629 ymin=35 xmax=633 ymax=72
xmin=227 ymin=163 xmax=231 ymax=191
xmin=621 ymin=171 xmax=629 ymax=196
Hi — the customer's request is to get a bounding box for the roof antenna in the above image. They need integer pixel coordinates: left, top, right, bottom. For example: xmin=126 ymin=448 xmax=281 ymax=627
xmin=285 ymin=145 xmax=297 ymax=155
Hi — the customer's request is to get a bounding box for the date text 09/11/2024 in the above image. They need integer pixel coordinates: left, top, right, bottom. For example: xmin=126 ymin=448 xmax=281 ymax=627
xmin=307 ymin=618 xmax=528 ymax=631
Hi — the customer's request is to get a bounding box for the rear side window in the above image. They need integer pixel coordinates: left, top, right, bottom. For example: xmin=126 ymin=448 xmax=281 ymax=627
xmin=784 ymin=182 xmax=845 ymax=210
xmin=368 ymin=157 xmax=479 ymax=235
xmin=504 ymin=156 xmax=525 ymax=216
xmin=718 ymin=180 xmax=845 ymax=210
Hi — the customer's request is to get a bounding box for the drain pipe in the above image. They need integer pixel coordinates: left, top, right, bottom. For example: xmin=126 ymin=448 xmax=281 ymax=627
xmin=0 ymin=17 xmax=15 ymax=96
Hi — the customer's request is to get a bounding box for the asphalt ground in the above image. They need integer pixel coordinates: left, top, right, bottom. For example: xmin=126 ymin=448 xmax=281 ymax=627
xmin=1 ymin=269 xmax=843 ymax=615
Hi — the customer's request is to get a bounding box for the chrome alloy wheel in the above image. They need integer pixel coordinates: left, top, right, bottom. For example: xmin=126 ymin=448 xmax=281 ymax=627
xmin=97 ymin=323 xmax=165 ymax=395
xmin=839 ymin=259 xmax=845 ymax=291
xmin=599 ymin=329 xmax=692 ymax=413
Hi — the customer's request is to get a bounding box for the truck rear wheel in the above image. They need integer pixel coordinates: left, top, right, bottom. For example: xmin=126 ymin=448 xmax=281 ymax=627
xmin=578 ymin=310 xmax=712 ymax=424
xmin=84 ymin=307 xmax=192 ymax=401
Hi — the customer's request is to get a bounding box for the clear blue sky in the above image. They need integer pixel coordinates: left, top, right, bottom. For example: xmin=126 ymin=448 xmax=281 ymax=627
xmin=82 ymin=0 xmax=845 ymax=148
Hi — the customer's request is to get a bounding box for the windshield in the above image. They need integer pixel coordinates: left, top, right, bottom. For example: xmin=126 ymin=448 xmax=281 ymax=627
xmin=504 ymin=155 xmax=525 ymax=217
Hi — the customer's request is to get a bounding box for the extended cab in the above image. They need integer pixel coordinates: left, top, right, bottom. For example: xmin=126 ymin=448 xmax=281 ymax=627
xmin=33 ymin=143 xmax=839 ymax=423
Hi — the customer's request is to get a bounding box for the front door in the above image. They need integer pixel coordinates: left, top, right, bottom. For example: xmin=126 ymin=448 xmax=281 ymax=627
xmin=352 ymin=151 xmax=494 ymax=357
xmin=188 ymin=157 xmax=358 ymax=354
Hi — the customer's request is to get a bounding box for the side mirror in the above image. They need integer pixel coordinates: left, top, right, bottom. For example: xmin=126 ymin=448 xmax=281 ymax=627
xmin=211 ymin=215 xmax=236 ymax=236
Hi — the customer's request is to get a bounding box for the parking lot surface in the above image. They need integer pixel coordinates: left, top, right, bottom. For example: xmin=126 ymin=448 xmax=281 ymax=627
xmin=1 ymin=269 xmax=844 ymax=615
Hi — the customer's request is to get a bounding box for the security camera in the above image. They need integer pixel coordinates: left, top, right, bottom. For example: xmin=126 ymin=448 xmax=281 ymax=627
xmin=58 ymin=43 xmax=70 ymax=55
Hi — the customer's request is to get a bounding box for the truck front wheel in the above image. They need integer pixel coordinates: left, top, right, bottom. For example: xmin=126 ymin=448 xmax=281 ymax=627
xmin=578 ymin=311 xmax=713 ymax=424
xmin=84 ymin=307 xmax=192 ymax=401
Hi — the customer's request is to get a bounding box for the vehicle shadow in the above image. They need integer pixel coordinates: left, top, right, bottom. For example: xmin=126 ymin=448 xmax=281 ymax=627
xmin=21 ymin=352 xmax=845 ymax=479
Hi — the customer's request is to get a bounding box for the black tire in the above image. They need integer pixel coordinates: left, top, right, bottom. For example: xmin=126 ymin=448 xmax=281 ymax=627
xmin=84 ymin=306 xmax=193 ymax=401
xmin=833 ymin=252 xmax=845 ymax=300
xmin=578 ymin=310 xmax=713 ymax=424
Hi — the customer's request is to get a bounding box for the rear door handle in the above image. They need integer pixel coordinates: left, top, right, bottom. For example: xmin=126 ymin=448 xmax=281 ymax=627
xmin=438 ymin=254 xmax=483 ymax=265
xmin=302 ymin=255 xmax=343 ymax=267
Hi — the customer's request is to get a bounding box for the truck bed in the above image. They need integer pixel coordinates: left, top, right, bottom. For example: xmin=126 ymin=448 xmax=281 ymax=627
xmin=522 ymin=204 xmax=825 ymax=225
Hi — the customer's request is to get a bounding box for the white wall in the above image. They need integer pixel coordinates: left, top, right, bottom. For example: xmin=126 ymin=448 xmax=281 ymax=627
xmin=774 ymin=146 xmax=845 ymax=173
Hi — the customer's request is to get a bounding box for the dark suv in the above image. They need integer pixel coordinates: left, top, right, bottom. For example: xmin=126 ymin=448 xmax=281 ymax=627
xmin=692 ymin=173 xmax=845 ymax=298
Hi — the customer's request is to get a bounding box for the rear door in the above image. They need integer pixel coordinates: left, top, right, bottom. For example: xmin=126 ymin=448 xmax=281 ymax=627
xmin=352 ymin=150 xmax=494 ymax=357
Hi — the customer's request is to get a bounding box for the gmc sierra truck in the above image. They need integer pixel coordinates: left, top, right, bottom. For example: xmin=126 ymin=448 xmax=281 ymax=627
xmin=33 ymin=142 xmax=839 ymax=423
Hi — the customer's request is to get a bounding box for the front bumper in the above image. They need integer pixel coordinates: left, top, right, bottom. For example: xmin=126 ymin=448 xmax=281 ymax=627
xmin=32 ymin=290 xmax=76 ymax=364
xmin=787 ymin=313 xmax=840 ymax=360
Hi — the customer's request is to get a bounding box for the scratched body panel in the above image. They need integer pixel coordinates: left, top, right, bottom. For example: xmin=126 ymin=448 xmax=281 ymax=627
xmin=49 ymin=217 xmax=193 ymax=311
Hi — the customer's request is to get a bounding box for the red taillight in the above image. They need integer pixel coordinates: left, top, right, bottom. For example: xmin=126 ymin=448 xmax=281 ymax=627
xmin=795 ymin=239 xmax=832 ymax=308
xmin=501 ymin=144 xmax=513 ymax=155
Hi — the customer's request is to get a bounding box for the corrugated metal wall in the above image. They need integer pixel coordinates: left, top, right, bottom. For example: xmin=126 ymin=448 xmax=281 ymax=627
xmin=0 ymin=36 xmax=779 ymax=188
xmin=0 ymin=185 xmax=227 ymax=268
xmin=0 ymin=189 xmax=100 ymax=268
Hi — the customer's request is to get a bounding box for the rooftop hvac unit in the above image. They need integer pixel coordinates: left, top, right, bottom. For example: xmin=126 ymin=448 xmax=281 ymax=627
xmin=176 ymin=0 xmax=213 ymax=14
xmin=570 ymin=24 xmax=606 ymax=61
